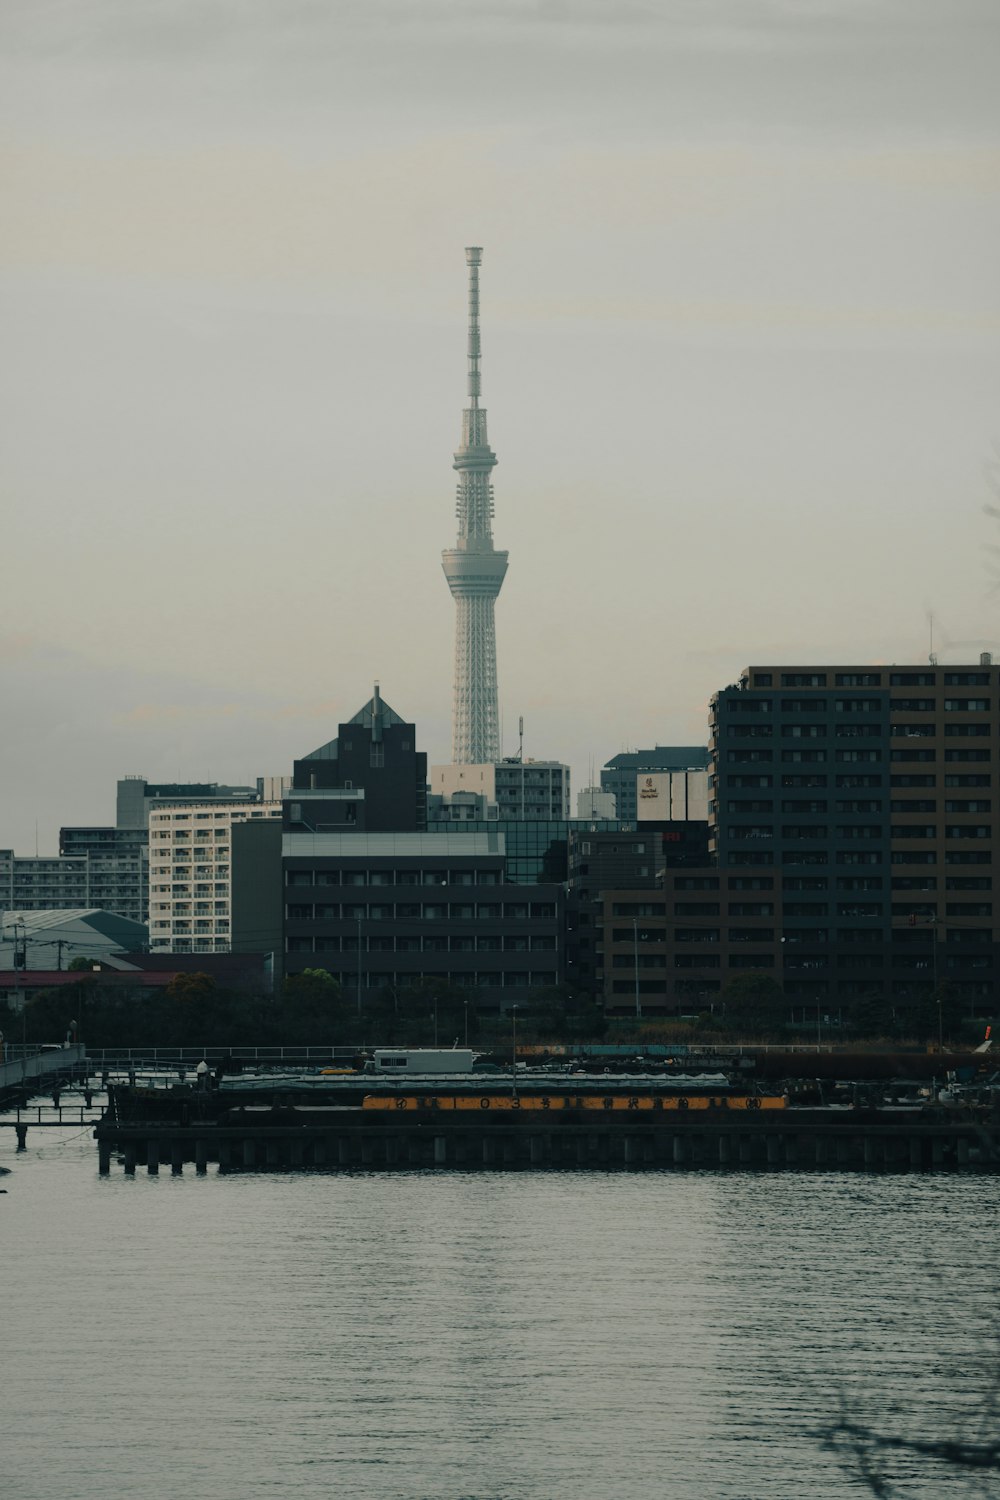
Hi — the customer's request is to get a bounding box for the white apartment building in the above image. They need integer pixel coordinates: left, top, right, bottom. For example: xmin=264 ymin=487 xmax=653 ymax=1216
xmin=148 ymin=802 xmax=282 ymax=953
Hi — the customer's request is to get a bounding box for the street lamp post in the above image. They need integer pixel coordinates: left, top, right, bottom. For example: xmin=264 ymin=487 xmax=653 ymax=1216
xmin=930 ymin=914 xmax=942 ymax=1049
xmin=632 ymin=918 xmax=641 ymax=1022
xmin=463 ymin=998 xmax=469 ymax=1047
xmin=511 ymin=1005 xmax=518 ymax=1101
xmin=356 ymin=913 xmax=363 ymax=1019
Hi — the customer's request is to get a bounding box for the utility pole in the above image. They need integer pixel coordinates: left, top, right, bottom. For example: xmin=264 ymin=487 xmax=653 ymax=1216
xmin=13 ymin=919 xmax=26 ymax=1082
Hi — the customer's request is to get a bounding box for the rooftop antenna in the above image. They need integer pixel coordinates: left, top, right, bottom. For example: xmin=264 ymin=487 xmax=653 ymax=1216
xmin=518 ymin=715 xmax=524 ymax=763
xmin=928 ymin=610 xmax=937 ymax=666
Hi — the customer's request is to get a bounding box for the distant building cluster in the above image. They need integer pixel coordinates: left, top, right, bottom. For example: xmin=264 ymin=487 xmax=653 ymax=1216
xmin=2 ymin=250 xmax=997 ymax=1034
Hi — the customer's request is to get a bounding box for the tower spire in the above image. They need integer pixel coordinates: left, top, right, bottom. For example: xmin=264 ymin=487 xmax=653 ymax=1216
xmin=467 ymin=245 xmax=482 ymax=408
xmin=442 ymin=247 xmax=508 ymax=764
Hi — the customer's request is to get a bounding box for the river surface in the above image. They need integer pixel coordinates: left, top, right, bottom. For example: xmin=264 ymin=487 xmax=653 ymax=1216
xmin=2 ymin=1120 xmax=997 ymax=1500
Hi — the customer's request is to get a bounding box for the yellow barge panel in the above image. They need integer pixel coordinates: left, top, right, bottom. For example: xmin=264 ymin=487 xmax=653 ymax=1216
xmin=362 ymin=1094 xmax=786 ymax=1112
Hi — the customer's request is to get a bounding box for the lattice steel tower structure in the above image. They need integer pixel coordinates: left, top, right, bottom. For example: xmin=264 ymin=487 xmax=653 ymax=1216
xmin=442 ymin=246 xmax=508 ymax=764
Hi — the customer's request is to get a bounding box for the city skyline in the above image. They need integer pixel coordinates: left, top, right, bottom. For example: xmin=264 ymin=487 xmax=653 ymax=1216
xmin=3 ymin=1 xmax=998 ymax=853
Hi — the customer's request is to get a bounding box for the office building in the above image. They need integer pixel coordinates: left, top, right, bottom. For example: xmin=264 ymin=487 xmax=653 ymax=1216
xmin=231 ymin=828 xmax=563 ymax=1011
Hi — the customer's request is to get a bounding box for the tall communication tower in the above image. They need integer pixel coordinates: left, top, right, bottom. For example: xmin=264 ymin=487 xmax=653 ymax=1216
xmin=441 ymin=247 xmax=508 ymax=764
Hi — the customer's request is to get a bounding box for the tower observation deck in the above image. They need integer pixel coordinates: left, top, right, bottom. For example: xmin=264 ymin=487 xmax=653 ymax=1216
xmin=442 ymin=247 xmax=508 ymax=765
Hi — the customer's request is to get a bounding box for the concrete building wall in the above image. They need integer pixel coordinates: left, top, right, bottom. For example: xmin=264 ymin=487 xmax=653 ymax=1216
xmin=231 ymin=819 xmax=284 ymax=983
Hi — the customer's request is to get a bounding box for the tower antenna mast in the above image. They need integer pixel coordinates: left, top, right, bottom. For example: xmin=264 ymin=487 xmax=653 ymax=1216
xmin=441 ymin=248 xmax=509 ymax=764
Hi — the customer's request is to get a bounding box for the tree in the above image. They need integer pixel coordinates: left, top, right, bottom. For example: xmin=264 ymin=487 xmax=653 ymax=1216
xmin=165 ymin=971 xmax=218 ymax=1005
xmin=384 ymin=978 xmax=474 ymax=1046
xmin=820 ymin=1327 xmax=1000 ymax=1497
xmin=67 ymin=956 xmax=95 ymax=973
xmin=718 ymin=972 xmax=787 ymax=1036
xmin=847 ymin=991 xmax=897 ymax=1042
xmin=281 ymin=968 xmax=346 ymax=1041
xmin=525 ymin=983 xmax=606 ymax=1041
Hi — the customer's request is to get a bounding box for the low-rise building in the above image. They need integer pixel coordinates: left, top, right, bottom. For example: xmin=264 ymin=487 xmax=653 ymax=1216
xmin=0 ymin=908 xmax=148 ymax=973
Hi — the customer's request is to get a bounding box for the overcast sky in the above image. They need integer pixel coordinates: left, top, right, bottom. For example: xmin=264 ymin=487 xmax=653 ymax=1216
xmin=2 ymin=0 xmax=999 ymax=852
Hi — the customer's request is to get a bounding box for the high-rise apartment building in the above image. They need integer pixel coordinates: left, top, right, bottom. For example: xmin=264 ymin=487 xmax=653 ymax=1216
xmin=589 ymin=663 xmax=999 ymax=1023
xmin=116 ymin=776 xmax=262 ymax=829
xmin=0 ymin=851 xmax=88 ymax=912
xmin=57 ymin=827 xmax=149 ymax=924
xmin=707 ymin=661 xmax=997 ymax=1020
xmin=148 ymin=802 xmax=282 ymax=953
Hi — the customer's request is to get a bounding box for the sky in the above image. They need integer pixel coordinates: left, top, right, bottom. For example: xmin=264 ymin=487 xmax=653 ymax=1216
xmin=2 ymin=0 xmax=999 ymax=853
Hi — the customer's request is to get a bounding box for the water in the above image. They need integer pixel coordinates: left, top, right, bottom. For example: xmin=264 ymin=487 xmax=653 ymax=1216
xmin=2 ymin=1125 xmax=997 ymax=1500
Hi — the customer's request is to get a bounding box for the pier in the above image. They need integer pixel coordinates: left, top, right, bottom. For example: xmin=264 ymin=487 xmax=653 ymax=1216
xmin=93 ymin=1081 xmax=1000 ymax=1175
